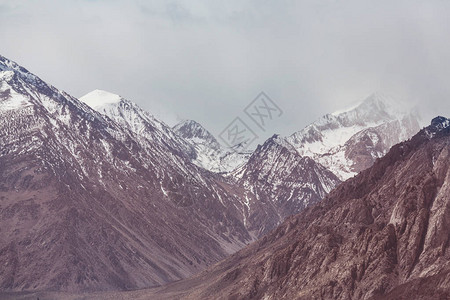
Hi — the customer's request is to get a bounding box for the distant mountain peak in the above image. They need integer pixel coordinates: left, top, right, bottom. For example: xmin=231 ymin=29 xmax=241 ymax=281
xmin=80 ymin=89 xmax=123 ymax=109
xmin=285 ymin=93 xmax=421 ymax=180
xmin=331 ymin=92 xmax=410 ymax=120
xmin=173 ymin=120 xmax=251 ymax=173
xmin=79 ymin=89 xmax=199 ymax=161
xmin=262 ymin=134 xmax=296 ymax=152
xmin=173 ymin=119 xmax=218 ymax=145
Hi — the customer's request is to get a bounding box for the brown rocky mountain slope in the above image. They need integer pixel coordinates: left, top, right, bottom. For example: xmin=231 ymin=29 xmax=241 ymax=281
xmin=0 ymin=55 xmax=259 ymax=293
xmin=136 ymin=116 xmax=450 ymax=300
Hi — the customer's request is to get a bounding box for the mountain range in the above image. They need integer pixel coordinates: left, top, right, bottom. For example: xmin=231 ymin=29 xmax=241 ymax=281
xmin=1 ymin=54 xmax=440 ymax=299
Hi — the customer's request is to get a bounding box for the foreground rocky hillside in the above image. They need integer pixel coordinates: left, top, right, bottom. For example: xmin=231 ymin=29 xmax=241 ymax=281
xmin=140 ymin=116 xmax=450 ymax=299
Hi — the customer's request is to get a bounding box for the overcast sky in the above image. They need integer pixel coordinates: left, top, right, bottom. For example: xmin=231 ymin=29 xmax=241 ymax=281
xmin=1 ymin=0 xmax=450 ymax=145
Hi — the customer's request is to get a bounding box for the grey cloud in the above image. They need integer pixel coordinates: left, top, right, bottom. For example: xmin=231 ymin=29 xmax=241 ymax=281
xmin=1 ymin=0 xmax=449 ymax=145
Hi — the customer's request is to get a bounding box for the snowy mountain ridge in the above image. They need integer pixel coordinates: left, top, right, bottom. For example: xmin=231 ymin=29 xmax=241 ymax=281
xmin=81 ymin=90 xmax=251 ymax=173
xmin=173 ymin=120 xmax=220 ymax=148
xmin=230 ymin=92 xmax=421 ymax=228
xmin=80 ymin=90 xmax=197 ymax=160
xmin=79 ymin=88 xmax=420 ymax=223
xmin=286 ymin=93 xmax=421 ymax=180
xmin=80 ymin=89 xmax=122 ymax=109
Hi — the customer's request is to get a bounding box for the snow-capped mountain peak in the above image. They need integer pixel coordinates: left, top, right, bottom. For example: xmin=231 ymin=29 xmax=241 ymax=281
xmin=285 ymin=93 xmax=421 ymax=180
xmin=80 ymin=90 xmax=250 ymax=174
xmin=173 ymin=120 xmax=251 ymax=173
xmin=288 ymin=93 xmax=409 ymax=154
xmin=262 ymin=134 xmax=297 ymax=153
xmin=0 ymin=55 xmax=104 ymax=122
xmin=330 ymin=92 xmax=409 ymax=121
xmin=173 ymin=119 xmax=220 ymax=150
xmin=79 ymin=90 xmax=197 ymax=160
xmin=79 ymin=89 xmax=122 ymax=109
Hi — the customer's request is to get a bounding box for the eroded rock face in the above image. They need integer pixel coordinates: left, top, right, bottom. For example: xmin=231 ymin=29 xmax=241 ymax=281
xmin=149 ymin=117 xmax=450 ymax=300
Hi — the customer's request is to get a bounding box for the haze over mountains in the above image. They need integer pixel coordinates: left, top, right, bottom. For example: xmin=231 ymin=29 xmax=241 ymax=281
xmin=2 ymin=54 xmax=445 ymax=300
